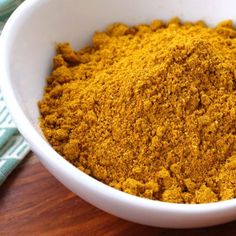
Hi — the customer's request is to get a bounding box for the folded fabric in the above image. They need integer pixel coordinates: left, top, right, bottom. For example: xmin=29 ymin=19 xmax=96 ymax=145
xmin=0 ymin=92 xmax=30 ymax=185
xmin=0 ymin=0 xmax=24 ymax=31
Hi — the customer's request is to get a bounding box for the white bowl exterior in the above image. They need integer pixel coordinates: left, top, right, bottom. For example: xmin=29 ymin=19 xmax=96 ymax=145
xmin=1 ymin=0 xmax=236 ymax=228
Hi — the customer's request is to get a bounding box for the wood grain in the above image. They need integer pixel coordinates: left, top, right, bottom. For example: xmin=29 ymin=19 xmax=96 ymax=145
xmin=1 ymin=152 xmax=236 ymax=236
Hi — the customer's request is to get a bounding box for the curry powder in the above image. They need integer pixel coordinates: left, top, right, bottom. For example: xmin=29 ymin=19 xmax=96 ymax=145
xmin=39 ymin=18 xmax=236 ymax=203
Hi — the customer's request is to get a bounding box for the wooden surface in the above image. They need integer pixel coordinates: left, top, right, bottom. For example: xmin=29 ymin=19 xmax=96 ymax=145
xmin=1 ymin=153 xmax=236 ymax=236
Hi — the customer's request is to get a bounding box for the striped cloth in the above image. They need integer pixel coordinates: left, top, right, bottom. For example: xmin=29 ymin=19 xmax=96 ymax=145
xmin=0 ymin=0 xmax=29 ymax=185
xmin=0 ymin=92 xmax=30 ymax=185
xmin=0 ymin=0 xmax=24 ymax=31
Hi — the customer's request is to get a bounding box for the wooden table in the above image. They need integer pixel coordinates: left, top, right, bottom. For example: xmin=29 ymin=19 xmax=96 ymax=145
xmin=1 ymin=152 xmax=236 ymax=235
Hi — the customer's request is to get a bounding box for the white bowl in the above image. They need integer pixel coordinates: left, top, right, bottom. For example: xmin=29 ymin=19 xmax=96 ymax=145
xmin=1 ymin=0 xmax=236 ymax=228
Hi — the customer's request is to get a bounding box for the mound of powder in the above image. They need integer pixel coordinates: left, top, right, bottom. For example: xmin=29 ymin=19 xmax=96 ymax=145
xmin=39 ymin=19 xmax=236 ymax=203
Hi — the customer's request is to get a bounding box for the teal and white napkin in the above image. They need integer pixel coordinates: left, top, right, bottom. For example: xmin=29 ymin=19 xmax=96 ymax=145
xmin=0 ymin=0 xmax=29 ymax=185
xmin=0 ymin=92 xmax=30 ymax=185
xmin=0 ymin=0 xmax=24 ymax=31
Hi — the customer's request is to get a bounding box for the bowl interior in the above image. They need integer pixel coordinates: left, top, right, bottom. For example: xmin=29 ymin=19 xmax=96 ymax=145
xmin=1 ymin=0 xmax=236 ymax=228
xmin=4 ymin=0 xmax=236 ymax=133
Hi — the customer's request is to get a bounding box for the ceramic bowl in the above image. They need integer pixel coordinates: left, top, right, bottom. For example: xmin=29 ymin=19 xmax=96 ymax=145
xmin=1 ymin=0 xmax=236 ymax=228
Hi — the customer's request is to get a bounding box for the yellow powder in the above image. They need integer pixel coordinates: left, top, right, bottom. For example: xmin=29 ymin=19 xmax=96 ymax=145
xmin=39 ymin=18 xmax=236 ymax=203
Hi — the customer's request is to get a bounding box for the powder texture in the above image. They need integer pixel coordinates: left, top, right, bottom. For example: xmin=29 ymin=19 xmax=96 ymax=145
xmin=39 ymin=19 xmax=236 ymax=203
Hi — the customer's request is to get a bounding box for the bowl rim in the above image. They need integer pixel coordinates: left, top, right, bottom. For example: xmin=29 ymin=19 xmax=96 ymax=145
xmin=1 ymin=0 xmax=236 ymax=215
